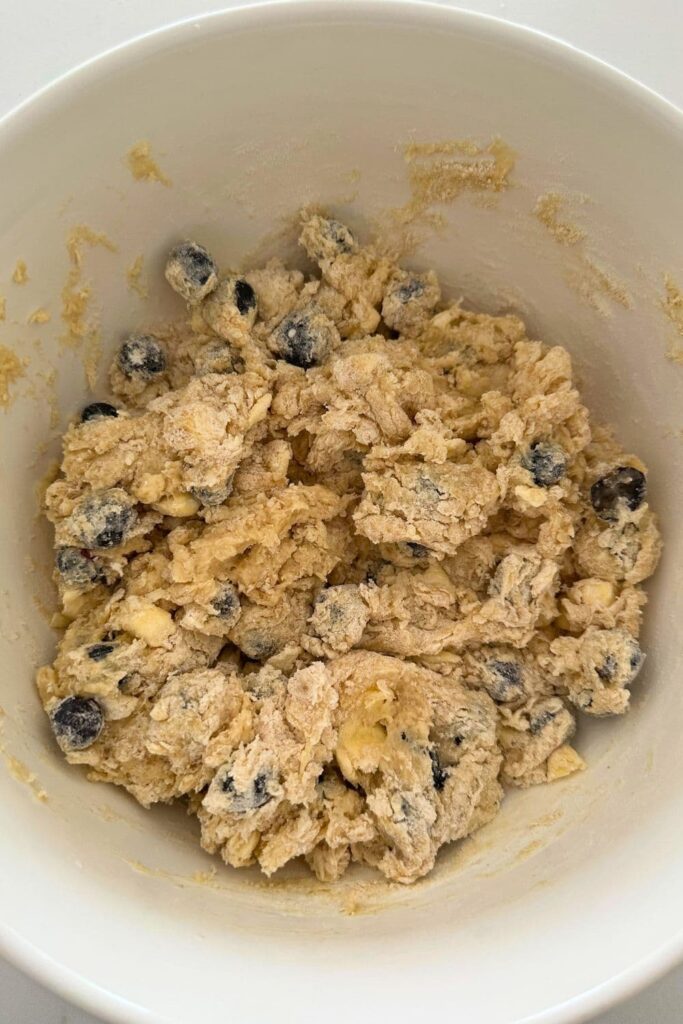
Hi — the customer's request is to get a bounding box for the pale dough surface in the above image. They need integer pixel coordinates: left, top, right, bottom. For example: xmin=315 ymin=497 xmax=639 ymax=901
xmin=37 ymin=213 xmax=661 ymax=884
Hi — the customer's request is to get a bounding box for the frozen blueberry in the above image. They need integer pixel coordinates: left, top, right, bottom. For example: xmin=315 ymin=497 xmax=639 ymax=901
xmin=50 ymin=696 xmax=103 ymax=751
xmin=86 ymin=642 xmax=115 ymax=661
xmin=233 ymin=279 xmax=256 ymax=316
xmin=590 ymin=467 xmax=646 ymax=521
xmin=529 ymin=699 xmax=564 ymax=735
xmin=236 ymin=631 xmax=280 ymax=661
xmin=483 ymin=659 xmax=524 ymax=703
xmin=73 ymin=489 xmax=137 ymax=549
xmin=405 ymin=542 xmax=430 ymax=558
xmin=211 ymin=583 xmax=241 ymax=622
xmin=521 ymin=441 xmax=568 ymax=487
xmin=55 ymin=546 xmax=102 ymax=587
xmin=190 ymin=479 xmax=233 ymax=507
xmin=202 ymin=276 xmax=259 ymax=339
xmin=397 ymin=278 xmax=426 ymax=303
xmin=81 ymin=402 xmax=118 ymax=423
xmin=194 ymin=341 xmax=243 ymax=377
xmin=415 ymin=474 xmax=446 ymax=502
xmin=117 ymin=334 xmax=166 ymax=381
xmin=270 ymin=310 xmax=334 ymax=369
xmin=165 ymin=241 xmax=218 ymax=303
xmin=219 ymin=770 xmax=273 ymax=813
xmin=300 ymin=215 xmax=356 ymax=262
xmin=429 ymin=748 xmax=448 ymax=791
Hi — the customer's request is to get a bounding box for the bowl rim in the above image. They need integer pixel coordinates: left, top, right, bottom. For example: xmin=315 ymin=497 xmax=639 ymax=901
xmin=1 ymin=2 xmax=682 ymax=1023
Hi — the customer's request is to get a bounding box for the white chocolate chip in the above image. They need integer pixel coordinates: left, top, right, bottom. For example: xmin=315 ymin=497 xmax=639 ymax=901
xmin=153 ymin=493 xmax=200 ymax=517
xmin=121 ymin=603 xmax=174 ymax=646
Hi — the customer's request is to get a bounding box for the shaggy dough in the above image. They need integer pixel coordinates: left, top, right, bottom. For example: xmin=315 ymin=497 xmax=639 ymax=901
xmin=37 ymin=212 xmax=661 ymax=884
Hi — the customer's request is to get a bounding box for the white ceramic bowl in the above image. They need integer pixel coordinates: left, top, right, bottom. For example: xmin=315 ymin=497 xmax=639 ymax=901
xmin=1 ymin=3 xmax=682 ymax=1022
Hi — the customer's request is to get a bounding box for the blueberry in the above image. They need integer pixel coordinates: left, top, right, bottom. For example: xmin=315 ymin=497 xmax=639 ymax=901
xmin=233 ymin=279 xmax=256 ymax=316
xmin=73 ymin=490 xmax=137 ymax=549
xmin=211 ymin=583 xmax=240 ymax=620
xmin=55 ymin=546 xmax=102 ymax=587
xmin=236 ymin=632 xmax=279 ymax=661
xmin=397 ymin=279 xmax=426 ymax=303
xmin=415 ymin=474 xmax=446 ymax=501
xmin=117 ymin=334 xmax=166 ymax=381
xmin=194 ymin=342 xmax=243 ymax=377
xmin=521 ymin=441 xmax=568 ymax=487
xmin=429 ymin=748 xmax=448 ymax=791
xmin=270 ymin=311 xmax=332 ymax=369
xmin=590 ymin=467 xmax=646 ymax=521
xmin=529 ymin=709 xmax=556 ymax=734
xmin=595 ymin=654 xmax=618 ymax=681
xmin=86 ymin=643 xmax=115 ymax=661
xmin=300 ymin=215 xmax=356 ymax=262
xmin=529 ymin=700 xmax=565 ymax=735
xmin=190 ymin=480 xmax=233 ymax=507
xmin=81 ymin=402 xmax=118 ymax=422
xmin=219 ymin=770 xmax=273 ymax=813
xmin=50 ymin=696 xmax=103 ymax=751
xmin=165 ymin=241 xmax=218 ymax=303
xmin=483 ymin=659 xmax=524 ymax=703
xmin=406 ymin=542 xmax=430 ymax=558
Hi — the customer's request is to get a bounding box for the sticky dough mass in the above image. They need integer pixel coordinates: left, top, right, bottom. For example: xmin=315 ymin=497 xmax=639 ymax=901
xmin=37 ymin=212 xmax=661 ymax=884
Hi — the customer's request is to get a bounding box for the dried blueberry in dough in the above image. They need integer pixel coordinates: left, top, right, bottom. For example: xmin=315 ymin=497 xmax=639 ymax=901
xmin=81 ymin=402 xmax=118 ymax=422
xmin=50 ymin=696 xmax=103 ymax=751
xmin=590 ymin=466 xmax=646 ymax=521
xmin=55 ymin=546 xmax=102 ymax=587
xmin=70 ymin=489 xmax=137 ymax=550
xmin=165 ymin=241 xmax=218 ymax=303
xmin=521 ymin=441 xmax=567 ymax=487
xmin=117 ymin=334 xmax=166 ymax=381
xmin=269 ymin=309 xmax=338 ymax=369
xmin=210 ymin=765 xmax=275 ymax=814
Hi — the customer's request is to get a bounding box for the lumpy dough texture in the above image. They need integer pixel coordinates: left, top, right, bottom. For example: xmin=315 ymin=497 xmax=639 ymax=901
xmin=37 ymin=211 xmax=662 ymax=884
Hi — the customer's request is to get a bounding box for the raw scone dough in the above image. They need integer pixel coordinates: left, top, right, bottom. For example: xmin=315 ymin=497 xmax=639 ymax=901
xmin=37 ymin=212 xmax=661 ymax=884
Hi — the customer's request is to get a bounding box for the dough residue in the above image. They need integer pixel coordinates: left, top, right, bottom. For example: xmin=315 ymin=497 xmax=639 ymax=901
xmin=534 ymin=192 xmax=631 ymax=314
xmin=0 ymin=345 xmax=26 ymax=407
xmin=662 ymin=275 xmax=683 ymax=364
xmin=534 ymin=193 xmax=586 ymax=246
xmin=27 ymin=307 xmax=51 ymax=325
xmin=127 ymin=255 xmax=148 ymax=299
xmin=11 ymin=260 xmax=28 ymax=285
xmin=126 ymin=141 xmax=172 ymax=187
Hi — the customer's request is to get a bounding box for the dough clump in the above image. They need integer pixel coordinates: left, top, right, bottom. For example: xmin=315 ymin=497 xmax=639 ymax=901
xmin=37 ymin=212 xmax=660 ymax=884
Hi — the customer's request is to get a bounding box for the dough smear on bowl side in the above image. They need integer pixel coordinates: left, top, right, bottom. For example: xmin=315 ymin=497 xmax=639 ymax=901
xmin=36 ymin=212 xmax=661 ymax=885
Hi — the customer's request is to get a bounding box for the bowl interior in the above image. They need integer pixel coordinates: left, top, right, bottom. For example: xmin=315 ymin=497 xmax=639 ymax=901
xmin=0 ymin=4 xmax=682 ymax=1023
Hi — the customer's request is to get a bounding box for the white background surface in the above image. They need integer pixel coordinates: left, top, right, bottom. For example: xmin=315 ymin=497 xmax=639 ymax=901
xmin=0 ymin=1 xmax=681 ymax=1022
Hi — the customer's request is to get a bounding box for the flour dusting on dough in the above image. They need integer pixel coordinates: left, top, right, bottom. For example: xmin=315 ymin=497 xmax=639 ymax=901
xmin=126 ymin=141 xmax=172 ymax=187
